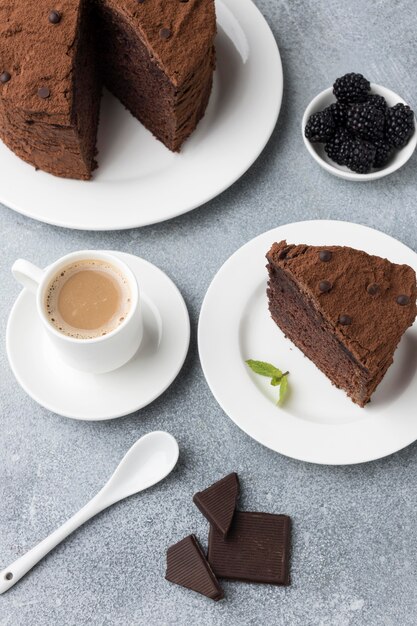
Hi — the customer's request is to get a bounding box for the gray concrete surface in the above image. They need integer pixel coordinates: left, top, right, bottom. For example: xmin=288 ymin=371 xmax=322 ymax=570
xmin=1 ymin=1 xmax=417 ymax=624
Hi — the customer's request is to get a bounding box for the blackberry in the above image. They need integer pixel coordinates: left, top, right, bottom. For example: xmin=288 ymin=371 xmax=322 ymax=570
xmin=325 ymin=102 xmax=348 ymax=126
xmin=305 ymin=109 xmax=335 ymax=142
xmin=324 ymin=128 xmax=354 ymax=166
xmin=366 ymin=94 xmax=388 ymax=112
xmin=346 ymin=102 xmax=385 ymax=141
xmin=373 ymin=138 xmax=393 ymax=168
xmin=385 ymin=103 xmax=415 ymax=149
xmin=333 ymin=73 xmax=370 ymax=104
xmin=346 ymin=137 xmax=376 ymax=174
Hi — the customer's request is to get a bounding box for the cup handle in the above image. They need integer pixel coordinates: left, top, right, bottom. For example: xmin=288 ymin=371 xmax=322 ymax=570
xmin=12 ymin=259 xmax=45 ymax=294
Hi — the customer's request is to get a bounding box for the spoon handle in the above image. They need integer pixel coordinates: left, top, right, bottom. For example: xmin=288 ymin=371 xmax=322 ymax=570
xmin=0 ymin=492 xmax=109 ymax=594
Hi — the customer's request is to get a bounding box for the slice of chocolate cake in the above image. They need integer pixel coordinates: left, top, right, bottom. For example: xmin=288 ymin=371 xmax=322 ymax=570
xmin=0 ymin=0 xmax=216 ymax=180
xmin=99 ymin=0 xmax=216 ymax=152
xmin=266 ymin=240 xmax=417 ymax=407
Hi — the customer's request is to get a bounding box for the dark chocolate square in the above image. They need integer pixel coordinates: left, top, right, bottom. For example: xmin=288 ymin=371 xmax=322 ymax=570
xmin=208 ymin=511 xmax=291 ymax=585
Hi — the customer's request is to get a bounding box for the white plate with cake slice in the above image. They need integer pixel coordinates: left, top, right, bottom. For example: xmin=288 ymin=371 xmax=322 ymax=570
xmin=198 ymin=220 xmax=417 ymax=465
xmin=0 ymin=0 xmax=282 ymax=230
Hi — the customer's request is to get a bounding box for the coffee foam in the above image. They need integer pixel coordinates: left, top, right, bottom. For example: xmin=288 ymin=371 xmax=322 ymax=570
xmin=44 ymin=259 xmax=131 ymax=340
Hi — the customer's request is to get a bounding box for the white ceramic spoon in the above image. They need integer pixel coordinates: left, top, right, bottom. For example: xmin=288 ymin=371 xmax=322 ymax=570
xmin=0 ymin=431 xmax=179 ymax=594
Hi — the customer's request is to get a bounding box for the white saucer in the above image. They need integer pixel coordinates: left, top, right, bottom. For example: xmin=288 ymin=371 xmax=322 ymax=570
xmin=0 ymin=0 xmax=282 ymax=230
xmin=6 ymin=252 xmax=190 ymax=420
xmin=198 ymin=221 xmax=417 ymax=465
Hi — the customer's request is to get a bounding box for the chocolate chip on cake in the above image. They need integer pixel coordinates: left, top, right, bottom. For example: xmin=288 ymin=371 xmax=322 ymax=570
xmin=367 ymin=283 xmax=380 ymax=296
xmin=0 ymin=71 xmax=11 ymax=84
xmin=38 ymin=86 xmax=50 ymax=99
xmin=319 ymin=280 xmax=332 ymax=293
xmin=160 ymin=27 xmax=172 ymax=40
xmin=396 ymin=294 xmax=411 ymax=306
xmin=48 ymin=10 xmax=61 ymax=24
xmin=338 ymin=314 xmax=352 ymax=325
xmin=319 ymin=250 xmax=332 ymax=262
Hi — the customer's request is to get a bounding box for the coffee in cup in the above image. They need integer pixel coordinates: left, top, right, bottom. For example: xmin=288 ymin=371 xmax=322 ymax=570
xmin=44 ymin=259 xmax=131 ymax=339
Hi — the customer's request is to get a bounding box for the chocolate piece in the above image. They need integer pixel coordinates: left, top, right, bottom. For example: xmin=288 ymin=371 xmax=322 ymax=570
xmin=319 ymin=250 xmax=332 ymax=262
xmin=48 ymin=10 xmax=61 ymax=24
xmin=160 ymin=27 xmax=172 ymax=39
xmin=0 ymin=71 xmax=11 ymax=84
xmin=338 ymin=314 xmax=352 ymax=325
xmin=208 ymin=511 xmax=291 ymax=585
xmin=193 ymin=473 xmax=239 ymax=537
xmin=397 ymin=294 xmax=411 ymax=306
xmin=37 ymin=86 xmax=50 ymax=99
xmin=319 ymin=280 xmax=332 ymax=293
xmin=367 ymin=283 xmax=380 ymax=296
xmin=0 ymin=0 xmax=216 ymax=179
xmin=266 ymin=240 xmax=417 ymax=407
xmin=166 ymin=535 xmax=224 ymax=601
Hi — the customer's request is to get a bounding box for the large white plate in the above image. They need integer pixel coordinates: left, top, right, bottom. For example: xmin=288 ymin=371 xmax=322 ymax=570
xmin=0 ymin=0 xmax=282 ymax=230
xmin=198 ymin=221 xmax=417 ymax=465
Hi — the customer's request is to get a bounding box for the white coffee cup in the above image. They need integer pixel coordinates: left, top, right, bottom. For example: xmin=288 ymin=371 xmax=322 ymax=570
xmin=12 ymin=250 xmax=143 ymax=374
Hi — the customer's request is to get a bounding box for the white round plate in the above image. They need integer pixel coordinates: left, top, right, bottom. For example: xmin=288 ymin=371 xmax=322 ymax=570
xmin=0 ymin=0 xmax=282 ymax=231
xmin=6 ymin=252 xmax=190 ymax=420
xmin=198 ymin=220 xmax=417 ymax=465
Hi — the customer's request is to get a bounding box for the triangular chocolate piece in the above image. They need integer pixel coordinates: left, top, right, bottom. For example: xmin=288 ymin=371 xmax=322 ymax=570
xmin=266 ymin=241 xmax=417 ymax=406
xmin=193 ymin=473 xmax=240 ymax=537
xmin=166 ymin=535 xmax=223 ymax=601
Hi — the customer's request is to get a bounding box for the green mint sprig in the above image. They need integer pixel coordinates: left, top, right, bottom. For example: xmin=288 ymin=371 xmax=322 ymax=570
xmin=245 ymin=359 xmax=289 ymax=406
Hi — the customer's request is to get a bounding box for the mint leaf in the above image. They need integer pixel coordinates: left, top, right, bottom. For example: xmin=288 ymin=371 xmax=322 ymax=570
xmin=278 ymin=375 xmax=288 ymax=406
xmin=246 ymin=360 xmax=283 ymax=379
xmin=246 ymin=359 xmax=290 ymax=407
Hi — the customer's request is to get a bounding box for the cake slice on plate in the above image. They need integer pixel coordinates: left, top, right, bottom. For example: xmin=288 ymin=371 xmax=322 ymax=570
xmin=266 ymin=240 xmax=417 ymax=407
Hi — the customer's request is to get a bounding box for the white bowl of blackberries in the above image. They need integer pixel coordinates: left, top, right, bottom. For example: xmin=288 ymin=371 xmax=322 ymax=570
xmin=302 ymin=73 xmax=416 ymax=181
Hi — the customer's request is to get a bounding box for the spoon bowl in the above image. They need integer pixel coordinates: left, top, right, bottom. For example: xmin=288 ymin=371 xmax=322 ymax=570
xmin=100 ymin=431 xmax=179 ymax=505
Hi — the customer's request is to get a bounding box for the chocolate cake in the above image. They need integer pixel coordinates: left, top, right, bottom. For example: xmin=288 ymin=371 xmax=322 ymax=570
xmin=266 ymin=241 xmax=417 ymax=407
xmin=0 ymin=1 xmax=216 ymax=180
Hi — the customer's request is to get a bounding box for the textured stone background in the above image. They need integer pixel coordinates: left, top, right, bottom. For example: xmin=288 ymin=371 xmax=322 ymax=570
xmin=1 ymin=1 xmax=417 ymax=624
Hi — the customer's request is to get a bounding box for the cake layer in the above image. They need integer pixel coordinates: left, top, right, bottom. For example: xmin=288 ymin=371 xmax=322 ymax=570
xmin=266 ymin=241 xmax=417 ymax=406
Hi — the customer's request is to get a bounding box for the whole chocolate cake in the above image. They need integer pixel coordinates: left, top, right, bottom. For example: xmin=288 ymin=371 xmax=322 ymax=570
xmin=0 ymin=0 xmax=216 ymax=180
xmin=266 ymin=240 xmax=417 ymax=407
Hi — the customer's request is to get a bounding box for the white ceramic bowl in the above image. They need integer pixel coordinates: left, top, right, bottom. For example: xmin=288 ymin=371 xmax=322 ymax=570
xmin=302 ymin=83 xmax=417 ymax=181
